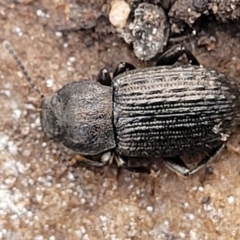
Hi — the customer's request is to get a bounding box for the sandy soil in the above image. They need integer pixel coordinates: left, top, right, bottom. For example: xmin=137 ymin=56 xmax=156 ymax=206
xmin=1 ymin=1 xmax=240 ymax=239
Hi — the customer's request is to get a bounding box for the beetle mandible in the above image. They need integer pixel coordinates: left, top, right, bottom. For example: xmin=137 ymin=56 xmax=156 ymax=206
xmin=5 ymin=42 xmax=240 ymax=176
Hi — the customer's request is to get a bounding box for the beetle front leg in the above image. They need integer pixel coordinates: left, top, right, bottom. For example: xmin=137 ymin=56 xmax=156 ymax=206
xmin=156 ymin=45 xmax=199 ymax=66
xmin=72 ymin=151 xmax=114 ymax=167
xmin=163 ymin=157 xmax=190 ymax=176
xmin=97 ymin=68 xmax=112 ymax=86
xmin=113 ymin=62 xmax=136 ymax=78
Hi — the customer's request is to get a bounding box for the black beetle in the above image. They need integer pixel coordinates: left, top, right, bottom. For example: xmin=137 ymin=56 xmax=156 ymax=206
xmin=5 ymin=42 xmax=240 ymax=176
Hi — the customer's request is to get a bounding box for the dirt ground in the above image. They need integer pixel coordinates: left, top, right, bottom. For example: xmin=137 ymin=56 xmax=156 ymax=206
xmin=1 ymin=1 xmax=240 ymax=240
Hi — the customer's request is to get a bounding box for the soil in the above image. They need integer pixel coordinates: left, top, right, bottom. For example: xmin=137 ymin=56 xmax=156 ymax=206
xmin=1 ymin=1 xmax=240 ymax=239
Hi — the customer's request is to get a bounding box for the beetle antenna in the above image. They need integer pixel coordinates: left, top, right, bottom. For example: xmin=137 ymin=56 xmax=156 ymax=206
xmin=3 ymin=41 xmax=44 ymax=98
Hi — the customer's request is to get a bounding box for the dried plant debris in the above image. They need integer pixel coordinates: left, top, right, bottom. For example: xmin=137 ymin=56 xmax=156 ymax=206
xmin=127 ymin=0 xmax=176 ymax=11
xmin=210 ymin=0 xmax=240 ymax=22
xmin=169 ymin=0 xmax=240 ymax=27
xmin=56 ymin=3 xmax=105 ymax=31
xmin=123 ymin=3 xmax=169 ymax=61
xmin=128 ymin=0 xmax=240 ymax=22
xmin=54 ymin=1 xmax=240 ymax=60
xmin=168 ymin=0 xmax=208 ymax=27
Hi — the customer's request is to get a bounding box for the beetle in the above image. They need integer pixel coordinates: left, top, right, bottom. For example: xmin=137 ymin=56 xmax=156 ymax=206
xmin=5 ymin=42 xmax=240 ymax=176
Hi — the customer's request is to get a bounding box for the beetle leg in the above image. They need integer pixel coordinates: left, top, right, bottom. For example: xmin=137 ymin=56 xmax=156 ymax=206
xmin=163 ymin=157 xmax=190 ymax=176
xmin=101 ymin=151 xmax=115 ymax=165
xmin=184 ymin=48 xmax=200 ymax=65
xmin=123 ymin=165 xmax=151 ymax=173
xmin=115 ymin=155 xmax=150 ymax=173
xmin=187 ymin=144 xmax=225 ymax=176
xmin=97 ymin=68 xmax=112 ymax=86
xmin=115 ymin=154 xmax=126 ymax=167
xmin=156 ymin=45 xmax=199 ymax=66
xmin=73 ymin=154 xmax=110 ymax=167
xmin=113 ymin=62 xmax=136 ymax=78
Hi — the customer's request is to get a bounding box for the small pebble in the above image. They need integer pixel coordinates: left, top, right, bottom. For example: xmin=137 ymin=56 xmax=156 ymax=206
xmin=146 ymin=206 xmax=154 ymax=213
xmin=109 ymin=0 xmax=130 ymax=29
xmin=227 ymin=196 xmax=234 ymax=204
